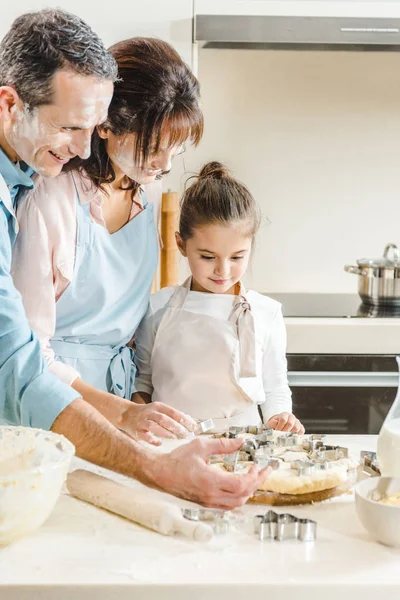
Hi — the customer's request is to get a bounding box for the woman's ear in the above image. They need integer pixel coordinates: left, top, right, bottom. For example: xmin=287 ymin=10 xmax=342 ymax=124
xmin=96 ymin=124 xmax=109 ymax=140
xmin=175 ymin=232 xmax=187 ymax=257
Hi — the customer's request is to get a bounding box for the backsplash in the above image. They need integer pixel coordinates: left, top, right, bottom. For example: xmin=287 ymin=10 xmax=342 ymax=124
xmin=168 ymin=48 xmax=400 ymax=293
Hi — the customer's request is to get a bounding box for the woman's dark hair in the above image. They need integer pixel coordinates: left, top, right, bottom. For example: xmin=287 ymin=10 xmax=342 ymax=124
xmin=69 ymin=37 xmax=203 ymax=198
xmin=179 ymin=162 xmax=261 ymax=241
xmin=0 ymin=9 xmax=117 ymax=109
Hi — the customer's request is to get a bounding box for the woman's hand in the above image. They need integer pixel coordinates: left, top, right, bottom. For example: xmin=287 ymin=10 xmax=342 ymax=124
xmin=266 ymin=412 xmax=305 ymax=434
xmin=120 ymin=401 xmax=198 ymax=446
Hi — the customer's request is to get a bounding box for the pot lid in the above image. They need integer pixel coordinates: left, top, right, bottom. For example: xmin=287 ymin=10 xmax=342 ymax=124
xmin=357 ymin=243 xmax=400 ymax=268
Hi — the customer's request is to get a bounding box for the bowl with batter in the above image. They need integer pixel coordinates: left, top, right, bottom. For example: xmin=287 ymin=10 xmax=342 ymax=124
xmin=355 ymin=476 xmax=400 ymax=548
xmin=0 ymin=426 xmax=75 ymax=545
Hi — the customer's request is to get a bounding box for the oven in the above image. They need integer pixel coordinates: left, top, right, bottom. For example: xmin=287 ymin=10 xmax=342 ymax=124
xmin=265 ymin=293 xmax=400 ymax=435
xmin=287 ymin=354 xmax=398 ymax=434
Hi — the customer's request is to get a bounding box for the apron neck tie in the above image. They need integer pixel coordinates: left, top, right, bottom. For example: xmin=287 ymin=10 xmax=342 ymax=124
xmin=229 ymin=296 xmax=257 ymax=378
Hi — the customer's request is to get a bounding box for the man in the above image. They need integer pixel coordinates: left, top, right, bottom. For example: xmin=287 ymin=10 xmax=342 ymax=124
xmin=0 ymin=9 xmax=267 ymax=508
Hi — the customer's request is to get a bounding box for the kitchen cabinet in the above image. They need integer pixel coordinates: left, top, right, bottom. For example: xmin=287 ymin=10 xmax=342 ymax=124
xmin=1 ymin=435 xmax=399 ymax=600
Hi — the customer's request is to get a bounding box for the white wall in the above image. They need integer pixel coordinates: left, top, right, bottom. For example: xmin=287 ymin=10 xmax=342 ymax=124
xmin=183 ymin=48 xmax=400 ymax=293
xmin=0 ymin=1 xmax=193 ymax=64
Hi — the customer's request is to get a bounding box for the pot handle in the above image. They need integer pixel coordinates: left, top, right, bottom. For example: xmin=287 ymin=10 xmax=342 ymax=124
xmin=384 ymin=243 xmax=400 ymax=261
xmin=344 ymin=265 xmax=364 ymax=275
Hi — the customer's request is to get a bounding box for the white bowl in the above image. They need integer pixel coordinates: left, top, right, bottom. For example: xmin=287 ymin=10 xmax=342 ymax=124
xmin=0 ymin=426 xmax=75 ymax=545
xmin=355 ymin=476 xmax=400 ymax=548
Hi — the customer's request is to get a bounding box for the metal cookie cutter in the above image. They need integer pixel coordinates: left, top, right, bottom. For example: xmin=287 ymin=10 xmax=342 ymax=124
xmin=315 ymin=460 xmax=331 ymax=471
xmin=360 ymin=450 xmax=381 ymax=476
xmin=254 ymin=450 xmax=281 ymax=471
xmin=254 ymin=510 xmax=317 ymax=542
xmin=196 ymin=418 xmax=215 ymax=434
xmin=228 ymin=426 xmax=247 ymax=437
xmin=255 ymin=430 xmax=275 ymax=445
xmin=241 ymin=438 xmax=259 ymax=457
xmin=228 ymin=425 xmax=262 ymax=437
xmin=291 ymin=460 xmax=316 ymax=476
xmin=182 ymin=508 xmax=230 ymax=534
xmin=302 ymin=434 xmax=326 ymax=453
xmin=313 ymin=445 xmax=348 ymax=462
xmin=223 ymin=451 xmax=249 ymax=472
xmin=276 ymin=433 xmax=301 ymax=447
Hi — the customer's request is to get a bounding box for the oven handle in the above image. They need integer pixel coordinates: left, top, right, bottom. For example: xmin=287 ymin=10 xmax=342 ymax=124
xmin=288 ymin=371 xmax=399 ymax=387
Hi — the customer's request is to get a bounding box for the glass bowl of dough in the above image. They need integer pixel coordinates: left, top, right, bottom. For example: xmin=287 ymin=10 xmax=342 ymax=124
xmin=355 ymin=476 xmax=400 ymax=548
xmin=0 ymin=426 xmax=75 ymax=545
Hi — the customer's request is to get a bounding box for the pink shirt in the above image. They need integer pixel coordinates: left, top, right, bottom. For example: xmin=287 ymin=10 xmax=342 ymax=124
xmin=11 ymin=170 xmax=162 ymax=386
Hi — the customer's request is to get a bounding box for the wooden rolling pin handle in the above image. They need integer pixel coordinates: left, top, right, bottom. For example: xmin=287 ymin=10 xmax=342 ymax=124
xmin=160 ymin=191 xmax=179 ymax=288
xmin=67 ymin=470 xmax=212 ymax=543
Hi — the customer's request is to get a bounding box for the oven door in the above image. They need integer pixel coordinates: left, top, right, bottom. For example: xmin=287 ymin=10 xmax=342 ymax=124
xmin=288 ymin=354 xmax=398 ymax=434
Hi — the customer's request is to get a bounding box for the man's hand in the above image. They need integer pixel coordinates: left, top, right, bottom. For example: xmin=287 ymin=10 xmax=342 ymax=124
xmin=120 ymin=402 xmax=198 ymax=446
xmin=266 ymin=412 xmax=305 ymax=434
xmin=153 ymin=437 xmax=270 ymax=509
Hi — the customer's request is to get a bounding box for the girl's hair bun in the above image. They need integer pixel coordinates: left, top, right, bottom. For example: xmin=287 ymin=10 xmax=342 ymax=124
xmin=179 ymin=160 xmax=261 ymax=242
xmin=198 ymin=161 xmax=230 ymax=180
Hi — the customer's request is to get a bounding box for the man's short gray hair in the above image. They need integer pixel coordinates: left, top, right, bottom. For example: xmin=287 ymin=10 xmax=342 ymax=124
xmin=0 ymin=8 xmax=118 ymax=109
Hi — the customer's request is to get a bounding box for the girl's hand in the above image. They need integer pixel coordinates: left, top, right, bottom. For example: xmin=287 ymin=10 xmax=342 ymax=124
xmin=266 ymin=412 xmax=305 ymax=434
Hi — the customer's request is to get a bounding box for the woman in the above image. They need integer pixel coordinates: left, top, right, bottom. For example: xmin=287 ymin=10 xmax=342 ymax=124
xmin=12 ymin=37 xmax=203 ymax=444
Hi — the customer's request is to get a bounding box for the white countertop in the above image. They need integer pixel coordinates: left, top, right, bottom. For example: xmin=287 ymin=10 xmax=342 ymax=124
xmin=1 ymin=435 xmax=399 ymax=600
xmin=284 ymin=317 xmax=400 ymax=354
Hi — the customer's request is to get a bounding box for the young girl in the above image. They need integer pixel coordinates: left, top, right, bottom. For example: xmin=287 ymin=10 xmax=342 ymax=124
xmin=134 ymin=162 xmax=304 ymax=432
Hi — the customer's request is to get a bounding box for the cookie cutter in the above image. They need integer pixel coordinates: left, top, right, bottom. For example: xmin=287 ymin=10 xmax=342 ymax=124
xmin=228 ymin=426 xmax=245 ymax=437
xmin=302 ymin=434 xmax=326 ymax=453
xmin=182 ymin=508 xmax=230 ymax=534
xmin=276 ymin=433 xmax=301 ymax=447
xmin=241 ymin=438 xmax=259 ymax=456
xmin=255 ymin=430 xmax=275 ymax=445
xmin=254 ymin=453 xmax=281 ymax=471
xmin=196 ymin=418 xmax=215 ymax=434
xmin=254 ymin=510 xmax=317 ymax=542
xmin=315 ymin=460 xmax=331 ymax=471
xmin=313 ymin=445 xmax=348 ymax=462
xmin=360 ymin=450 xmax=381 ymax=477
xmin=223 ymin=451 xmax=249 ymax=472
xmin=254 ymin=445 xmax=274 ymax=459
xmin=228 ymin=425 xmax=263 ymax=437
xmin=291 ymin=460 xmax=316 ymax=476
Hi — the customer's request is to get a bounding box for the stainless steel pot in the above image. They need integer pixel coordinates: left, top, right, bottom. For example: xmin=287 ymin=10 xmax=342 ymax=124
xmin=345 ymin=243 xmax=400 ymax=306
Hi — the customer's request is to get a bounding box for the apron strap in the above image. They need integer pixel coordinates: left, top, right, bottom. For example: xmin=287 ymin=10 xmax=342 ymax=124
xmin=228 ymin=295 xmax=257 ymax=378
xmin=141 ymin=189 xmax=148 ymax=208
xmin=51 ymin=340 xmax=134 ymax=399
xmin=70 ymin=173 xmax=93 ymax=247
xmin=167 ymin=277 xmax=191 ymax=309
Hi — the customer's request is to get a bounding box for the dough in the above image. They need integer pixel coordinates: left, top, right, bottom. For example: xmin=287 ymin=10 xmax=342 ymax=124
xmin=212 ymin=440 xmax=357 ymax=496
xmin=379 ymin=493 xmax=400 ymax=507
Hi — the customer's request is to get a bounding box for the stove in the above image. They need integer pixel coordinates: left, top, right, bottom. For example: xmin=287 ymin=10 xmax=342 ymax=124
xmin=266 ymin=293 xmax=400 ymax=319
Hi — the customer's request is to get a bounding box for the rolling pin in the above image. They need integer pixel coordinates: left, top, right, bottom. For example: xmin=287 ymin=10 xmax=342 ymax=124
xmin=160 ymin=191 xmax=179 ymax=288
xmin=67 ymin=470 xmax=212 ymax=542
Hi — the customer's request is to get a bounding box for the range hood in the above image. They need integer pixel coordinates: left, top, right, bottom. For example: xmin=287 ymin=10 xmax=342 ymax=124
xmin=194 ymin=1 xmax=400 ymax=50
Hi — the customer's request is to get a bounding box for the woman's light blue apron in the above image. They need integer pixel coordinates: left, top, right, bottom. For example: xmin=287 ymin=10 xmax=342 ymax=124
xmin=50 ymin=178 xmax=158 ymax=399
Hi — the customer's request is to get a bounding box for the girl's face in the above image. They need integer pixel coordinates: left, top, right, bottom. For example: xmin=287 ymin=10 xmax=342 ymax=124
xmin=98 ymin=128 xmax=184 ymax=185
xmin=177 ymin=222 xmax=252 ymax=295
